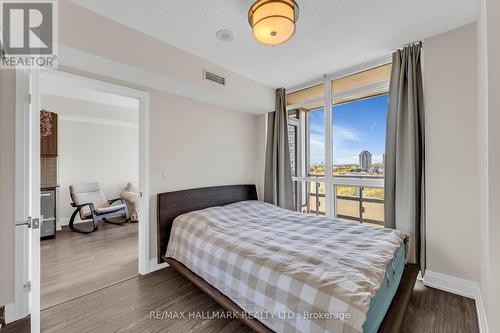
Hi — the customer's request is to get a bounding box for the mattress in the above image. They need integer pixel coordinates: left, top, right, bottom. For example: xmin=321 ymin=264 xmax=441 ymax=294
xmin=166 ymin=200 xmax=407 ymax=333
xmin=363 ymin=243 xmax=406 ymax=333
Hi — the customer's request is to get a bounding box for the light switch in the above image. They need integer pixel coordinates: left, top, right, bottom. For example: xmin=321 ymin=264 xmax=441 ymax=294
xmin=161 ymin=171 xmax=167 ymax=181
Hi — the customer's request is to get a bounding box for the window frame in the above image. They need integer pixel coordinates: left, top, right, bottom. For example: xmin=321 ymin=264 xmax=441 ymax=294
xmin=286 ymin=55 xmax=391 ymax=219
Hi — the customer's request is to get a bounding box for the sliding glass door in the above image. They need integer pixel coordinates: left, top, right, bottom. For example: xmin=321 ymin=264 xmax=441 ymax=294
xmin=286 ymin=62 xmax=392 ymax=225
xmin=288 ymin=101 xmax=327 ymax=215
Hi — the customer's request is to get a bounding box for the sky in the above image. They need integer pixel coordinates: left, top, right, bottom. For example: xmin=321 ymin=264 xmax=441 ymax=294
xmin=309 ymin=94 xmax=388 ymax=165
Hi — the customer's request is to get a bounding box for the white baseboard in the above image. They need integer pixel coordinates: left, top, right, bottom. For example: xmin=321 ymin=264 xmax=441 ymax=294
xmin=424 ymin=270 xmax=488 ymax=332
xmin=57 ymin=216 xmax=87 ymax=230
xmin=475 ymin=291 xmax=489 ymax=333
xmin=147 ymin=258 xmax=169 ymax=274
xmin=423 ymin=270 xmax=478 ymax=298
xmin=58 ymin=217 xmax=70 ymax=229
xmin=4 ymin=298 xmax=28 ymax=324
xmin=4 ymin=302 xmax=18 ymax=324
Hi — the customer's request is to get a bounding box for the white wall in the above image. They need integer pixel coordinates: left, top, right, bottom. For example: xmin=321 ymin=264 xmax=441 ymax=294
xmin=485 ymin=0 xmax=500 ymax=327
xmin=0 ymin=69 xmax=16 ymax=304
xmin=478 ymin=0 xmax=500 ymax=329
xmin=423 ymin=24 xmax=481 ymax=282
xmin=41 ymin=94 xmax=139 ymax=226
xmin=148 ymin=89 xmax=263 ymax=256
xmin=425 ymin=15 xmax=500 ymax=330
xmin=477 ymin=0 xmax=490 ymax=328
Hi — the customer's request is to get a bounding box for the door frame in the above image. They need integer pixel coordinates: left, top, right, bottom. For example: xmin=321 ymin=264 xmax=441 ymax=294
xmin=8 ymin=68 xmax=151 ymax=327
xmin=38 ymin=69 xmax=151 ymax=275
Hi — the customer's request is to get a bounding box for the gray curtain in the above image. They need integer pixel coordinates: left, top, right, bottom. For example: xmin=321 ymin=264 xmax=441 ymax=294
xmin=264 ymin=88 xmax=294 ymax=210
xmin=385 ymin=43 xmax=426 ymax=274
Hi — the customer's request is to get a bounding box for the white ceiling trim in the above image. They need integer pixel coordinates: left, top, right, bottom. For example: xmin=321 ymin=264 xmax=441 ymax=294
xmin=286 ymin=54 xmax=393 ymax=93
xmin=58 ymin=114 xmax=138 ymax=128
xmin=57 ymin=44 xmax=272 ymax=114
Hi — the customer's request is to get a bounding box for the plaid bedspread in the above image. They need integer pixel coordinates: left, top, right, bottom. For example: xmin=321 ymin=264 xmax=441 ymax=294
xmin=166 ymin=201 xmax=406 ymax=333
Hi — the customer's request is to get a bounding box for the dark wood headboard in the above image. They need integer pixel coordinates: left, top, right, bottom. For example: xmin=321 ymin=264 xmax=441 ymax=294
xmin=157 ymin=184 xmax=258 ymax=263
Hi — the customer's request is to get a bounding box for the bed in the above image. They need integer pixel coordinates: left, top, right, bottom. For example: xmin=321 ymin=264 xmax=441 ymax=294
xmin=157 ymin=185 xmax=418 ymax=333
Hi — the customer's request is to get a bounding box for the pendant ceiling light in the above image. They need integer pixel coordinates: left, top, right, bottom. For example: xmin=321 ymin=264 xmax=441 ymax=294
xmin=248 ymin=0 xmax=299 ymax=46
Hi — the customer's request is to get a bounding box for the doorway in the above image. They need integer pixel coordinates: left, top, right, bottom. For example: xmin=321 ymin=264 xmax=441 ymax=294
xmin=40 ymin=71 xmax=142 ymax=309
xmin=11 ymin=69 xmax=150 ymax=332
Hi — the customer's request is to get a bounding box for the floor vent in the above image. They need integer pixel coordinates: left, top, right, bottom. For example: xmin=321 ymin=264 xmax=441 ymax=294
xmin=204 ymin=70 xmax=226 ymax=86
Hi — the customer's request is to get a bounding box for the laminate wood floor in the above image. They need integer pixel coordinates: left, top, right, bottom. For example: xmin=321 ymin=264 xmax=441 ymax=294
xmin=402 ymin=280 xmax=479 ymax=333
xmin=2 ymin=222 xmax=480 ymax=333
xmin=41 ymin=221 xmax=138 ymax=310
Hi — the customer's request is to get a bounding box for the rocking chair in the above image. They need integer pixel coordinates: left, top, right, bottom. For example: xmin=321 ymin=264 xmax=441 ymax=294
xmin=69 ymin=183 xmax=129 ymax=234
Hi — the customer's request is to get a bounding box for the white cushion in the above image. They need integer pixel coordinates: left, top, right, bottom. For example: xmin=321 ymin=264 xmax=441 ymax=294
xmin=70 ymin=183 xmax=108 ymax=218
xmin=96 ymin=204 xmax=127 ymax=215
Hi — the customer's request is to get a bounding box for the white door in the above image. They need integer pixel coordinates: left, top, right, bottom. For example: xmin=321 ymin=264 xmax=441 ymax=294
xmin=13 ymin=68 xmax=41 ymax=333
xmin=30 ymin=69 xmax=41 ymax=333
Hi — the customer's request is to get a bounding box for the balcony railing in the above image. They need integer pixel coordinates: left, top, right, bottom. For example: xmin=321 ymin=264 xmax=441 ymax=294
xmin=302 ymin=182 xmax=326 ymax=216
xmin=335 ymin=186 xmax=384 ymax=225
xmin=294 ymin=180 xmax=326 ymax=216
xmin=293 ymin=175 xmax=384 ymax=226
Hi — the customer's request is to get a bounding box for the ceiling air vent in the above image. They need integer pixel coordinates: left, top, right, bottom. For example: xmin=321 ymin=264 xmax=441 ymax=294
xmin=204 ymin=69 xmax=226 ymax=87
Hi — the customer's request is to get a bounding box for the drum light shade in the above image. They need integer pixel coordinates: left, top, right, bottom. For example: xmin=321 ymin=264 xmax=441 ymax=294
xmin=248 ymin=0 xmax=299 ymax=46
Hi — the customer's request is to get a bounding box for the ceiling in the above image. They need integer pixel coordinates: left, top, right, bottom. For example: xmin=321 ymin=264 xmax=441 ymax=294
xmin=70 ymin=0 xmax=478 ymax=88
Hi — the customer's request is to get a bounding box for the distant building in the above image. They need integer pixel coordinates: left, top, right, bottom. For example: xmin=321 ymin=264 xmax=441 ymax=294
xmin=359 ymin=150 xmax=372 ymax=171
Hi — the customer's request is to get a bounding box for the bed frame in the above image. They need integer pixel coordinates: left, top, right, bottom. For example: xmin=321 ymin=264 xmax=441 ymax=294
xmin=157 ymin=184 xmax=418 ymax=333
